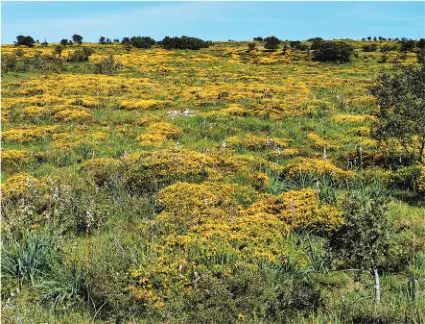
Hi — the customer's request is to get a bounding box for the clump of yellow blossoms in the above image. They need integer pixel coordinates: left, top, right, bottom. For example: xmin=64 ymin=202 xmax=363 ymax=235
xmin=129 ymin=183 xmax=342 ymax=305
xmin=137 ymin=122 xmax=183 ymax=147
xmin=218 ymin=104 xmax=251 ymax=117
xmin=245 ymin=188 xmax=343 ymax=232
xmin=120 ymin=149 xmax=220 ymax=189
xmin=119 ymin=99 xmax=160 ymax=110
xmin=23 ymin=105 xmax=49 ymax=117
xmin=1 ymin=149 xmax=34 ymax=171
xmin=2 ymin=126 xmax=58 ymax=143
xmin=333 ymin=114 xmax=376 ymax=124
xmin=53 ymin=106 xmax=91 ymax=123
xmin=1 ymin=173 xmax=46 ymax=201
xmin=307 ymin=133 xmax=341 ymax=151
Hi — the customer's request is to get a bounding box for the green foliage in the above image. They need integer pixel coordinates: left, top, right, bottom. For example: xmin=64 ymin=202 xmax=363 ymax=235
xmin=289 ymin=40 xmax=309 ymax=50
xmin=72 ymin=34 xmax=83 ymax=45
xmin=263 ymin=35 xmax=281 ymax=51
xmin=15 ymin=35 xmax=35 ymax=47
xmin=60 ymin=38 xmax=69 ymax=46
xmin=312 ymin=41 xmax=353 ymax=63
xmin=371 ymin=65 xmax=425 ymax=161
xmin=399 ymin=39 xmax=416 ymax=52
xmin=161 ymin=35 xmax=210 ymax=50
xmin=326 ymin=181 xmax=390 ymax=270
xmin=2 ymin=230 xmax=61 ymax=286
xmin=93 ymin=55 xmax=121 ymax=74
xmin=362 ymin=43 xmax=378 ymax=52
xmin=38 ymin=263 xmax=91 ymax=310
xmin=67 ymin=47 xmax=94 ymax=62
xmin=130 ymin=36 xmax=156 ymax=49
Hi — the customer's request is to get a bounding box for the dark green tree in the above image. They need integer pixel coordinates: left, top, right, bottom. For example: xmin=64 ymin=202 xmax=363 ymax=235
xmin=121 ymin=37 xmax=131 ymax=45
xmin=312 ymin=41 xmax=353 ymax=63
xmin=326 ymin=183 xmax=391 ymax=303
xmin=371 ymin=65 xmax=425 ymax=162
xmin=263 ymin=36 xmax=280 ymax=51
xmin=15 ymin=35 xmax=35 ymax=47
xmin=99 ymin=36 xmax=106 ymax=44
xmin=60 ymin=39 xmax=69 ymax=46
xmin=72 ymin=34 xmax=83 ymax=45
xmin=130 ymin=36 xmax=156 ymax=49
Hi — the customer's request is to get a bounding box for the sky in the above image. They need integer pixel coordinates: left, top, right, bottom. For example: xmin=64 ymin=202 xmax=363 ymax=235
xmin=1 ymin=1 xmax=424 ymax=44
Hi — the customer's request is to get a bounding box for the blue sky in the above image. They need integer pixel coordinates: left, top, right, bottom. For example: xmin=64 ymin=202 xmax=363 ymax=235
xmin=1 ymin=1 xmax=424 ymax=44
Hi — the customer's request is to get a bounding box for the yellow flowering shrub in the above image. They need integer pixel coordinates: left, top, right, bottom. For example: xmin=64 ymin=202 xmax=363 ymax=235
xmin=218 ymin=104 xmax=251 ymax=117
xmin=332 ymin=114 xmax=376 ymax=124
xmin=245 ymin=188 xmax=343 ymax=232
xmin=1 ymin=149 xmax=34 ymax=171
xmin=1 ymin=173 xmax=46 ymax=201
xmin=307 ymin=133 xmax=341 ymax=151
xmin=137 ymin=122 xmax=183 ymax=147
xmin=268 ymin=148 xmax=300 ymax=159
xmin=119 ymin=99 xmax=160 ymax=110
xmin=120 ymin=149 xmax=220 ymax=190
xmin=23 ymin=105 xmax=49 ymax=117
xmin=248 ymin=172 xmax=270 ymax=190
xmin=67 ymin=96 xmax=100 ymax=108
xmin=136 ymin=114 xmax=160 ymax=126
xmin=2 ymin=126 xmax=58 ymax=143
xmin=53 ymin=107 xmax=91 ymax=123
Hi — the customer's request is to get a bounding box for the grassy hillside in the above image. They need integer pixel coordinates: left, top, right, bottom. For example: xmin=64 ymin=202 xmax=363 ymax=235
xmin=1 ymin=41 xmax=424 ymax=323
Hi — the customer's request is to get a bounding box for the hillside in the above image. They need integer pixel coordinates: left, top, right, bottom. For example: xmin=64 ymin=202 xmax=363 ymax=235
xmin=1 ymin=41 xmax=424 ymax=323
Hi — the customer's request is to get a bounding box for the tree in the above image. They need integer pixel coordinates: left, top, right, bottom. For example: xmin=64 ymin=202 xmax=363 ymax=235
xmin=371 ymin=65 xmax=425 ymax=162
xmin=130 ymin=36 xmax=156 ymax=49
xmin=60 ymin=39 xmax=69 ymax=46
xmin=72 ymin=34 xmax=83 ymax=45
xmin=15 ymin=35 xmax=35 ymax=47
xmin=312 ymin=41 xmax=353 ymax=63
xmin=160 ymin=36 xmax=210 ymax=50
xmin=99 ymin=36 xmax=106 ymax=44
xmin=326 ymin=183 xmax=390 ymax=303
xmin=263 ymin=36 xmax=280 ymax=51
xmin=253 ymin=36 xmax=263 ymax=42
xmin=121 ymin=37 xmax=131 ymax=45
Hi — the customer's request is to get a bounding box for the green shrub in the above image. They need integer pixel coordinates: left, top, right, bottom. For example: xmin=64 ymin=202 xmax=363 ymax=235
xmin=312 ymin=41 xmax=353 ymax=63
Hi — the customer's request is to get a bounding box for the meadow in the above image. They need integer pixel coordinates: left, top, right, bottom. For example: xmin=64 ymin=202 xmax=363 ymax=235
xmin=1 ymin=40 xmax=424 ymax=323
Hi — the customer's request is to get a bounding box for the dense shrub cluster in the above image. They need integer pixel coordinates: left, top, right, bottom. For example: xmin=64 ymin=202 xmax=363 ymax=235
xmin=312 ymin=40 xmax=354 ymax=62
xmin=160 ymin=35 xmax=211 ymax=50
